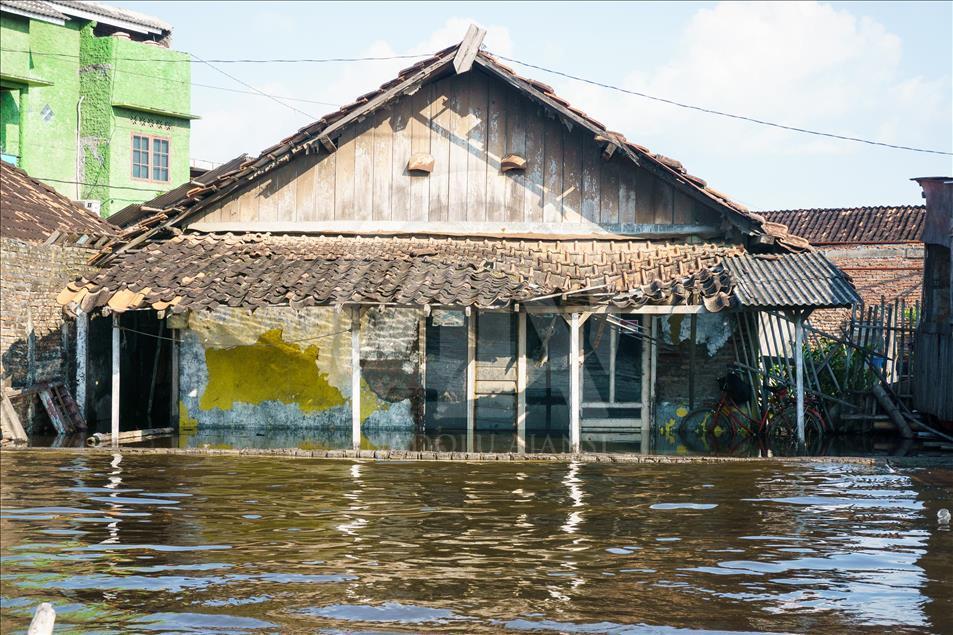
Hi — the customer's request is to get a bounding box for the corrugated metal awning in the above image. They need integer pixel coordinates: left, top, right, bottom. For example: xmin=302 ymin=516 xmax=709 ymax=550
xmin=724 ymin=252 xmax=860 ymax=309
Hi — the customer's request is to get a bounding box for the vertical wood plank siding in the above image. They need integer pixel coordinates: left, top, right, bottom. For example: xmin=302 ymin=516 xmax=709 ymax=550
xmin=189 ymin=70 xmax=715 ymax=230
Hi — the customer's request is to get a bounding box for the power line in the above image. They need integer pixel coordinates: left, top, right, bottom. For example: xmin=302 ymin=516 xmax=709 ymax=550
xmin=6 ymin=45 xmax=947 ymax=155
xmin=496 ymin=54 xmax=953 ymax=157
xmin=189 ymin=52 xmax=317 ymax=120
xmin=32 ymin=175 xmax=169 ymax=193
xmin=0 ymin=47 xmax=427 ymax=64
xmin=87 ymin=61 xmax=342 ymax=107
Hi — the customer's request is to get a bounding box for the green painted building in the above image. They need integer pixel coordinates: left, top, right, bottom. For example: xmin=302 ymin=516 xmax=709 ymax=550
xmin=0 ymin=0 xmax=194 ymax=216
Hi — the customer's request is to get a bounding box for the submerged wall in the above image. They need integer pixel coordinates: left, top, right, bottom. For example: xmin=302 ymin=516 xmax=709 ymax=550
xmin=177 ymin=306 xmax=421 ymax=442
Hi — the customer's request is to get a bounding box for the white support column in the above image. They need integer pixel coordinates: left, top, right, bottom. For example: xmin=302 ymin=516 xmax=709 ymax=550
xmin=418 ymin=314 xmax=427 ymax=426
xmin=110 ymin=314 xmax=120 ymax=448
xmin=608 ymin=323 xmax=617 ymax=403
xmin=351 ymin=306 xmax=362 ymax=451
xmin=516 ymin=312 xmax=527 ymax=453
xmin=640 ymin=315 xmax=651 ymax=452
xmin=75 ymin=308 xmax=88 ymax=421
xmin=794 ymin=311 xmax=805 ymax=446
xmin=569 ymin=312 xmax=581 ymax=454
xmin=466 ymin=309 xmax=476 ymax=453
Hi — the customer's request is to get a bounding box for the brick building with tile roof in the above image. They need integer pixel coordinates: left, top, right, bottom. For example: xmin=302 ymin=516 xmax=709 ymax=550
xmin=1 ymin=162 xmax=115 ymax=436
xmin=760 ymin=205 xmax=925 ymax=333
xmin=58 ymin=26 xmax=860 ymax=452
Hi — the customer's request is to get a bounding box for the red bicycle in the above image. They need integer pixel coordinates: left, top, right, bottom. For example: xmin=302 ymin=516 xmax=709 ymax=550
xmin=679 ymin=366 xmax=829 ymax=454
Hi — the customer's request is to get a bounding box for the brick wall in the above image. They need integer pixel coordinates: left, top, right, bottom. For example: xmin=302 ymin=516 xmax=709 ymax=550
xmin=0 ymin=236 xmax=94 ymax=432
xmin=810 ymin=244 xmax=923 ymax=333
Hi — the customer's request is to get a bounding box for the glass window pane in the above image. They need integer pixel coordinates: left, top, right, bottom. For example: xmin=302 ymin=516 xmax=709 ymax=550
xmin=475 ymin=313 xmax=517 ymax=431
xmin=424 ymin=311 xmax=468 ymax=431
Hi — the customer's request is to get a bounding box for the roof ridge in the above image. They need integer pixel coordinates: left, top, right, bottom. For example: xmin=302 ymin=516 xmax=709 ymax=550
xmin=760 ymin=204 xmax=925 ymax=214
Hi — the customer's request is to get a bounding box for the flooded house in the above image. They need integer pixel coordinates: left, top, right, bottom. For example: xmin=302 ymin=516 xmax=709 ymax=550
xmin=0 ymin=161 xmax=115 ymax=440
xmin=57 ymin=27 xmax=860 ymax=452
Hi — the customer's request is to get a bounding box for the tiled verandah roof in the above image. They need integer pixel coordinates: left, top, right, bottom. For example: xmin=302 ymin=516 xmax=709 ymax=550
xmin=59 ymin=234 xmax=742 ymax=314
xmin=57 ymin=234 xmax=859 ymax=316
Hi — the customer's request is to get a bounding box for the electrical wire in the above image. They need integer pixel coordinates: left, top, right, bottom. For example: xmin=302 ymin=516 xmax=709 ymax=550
xmin=496 ymin=54 xmax=953 ymax=156
xmin=30 ymin=175 xmax=169 ymax=193
xmin=0 ymin=48 xmax=428 ymax=63
xmin=188 ymin=52 xmax=318 ymax=120
xmin=4 ymin=45 xmax=947 ymax=154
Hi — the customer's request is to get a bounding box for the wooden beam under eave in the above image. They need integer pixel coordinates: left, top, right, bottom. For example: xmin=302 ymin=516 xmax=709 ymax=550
xmin=318 ymin=136 xmax=337 ymax=153
xmin=453 ymin=24 xmax=487 ymax=74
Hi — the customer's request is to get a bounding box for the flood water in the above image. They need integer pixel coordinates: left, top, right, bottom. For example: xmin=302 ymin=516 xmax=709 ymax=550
xmin=1 ymin=453 xmax=951 ymax=634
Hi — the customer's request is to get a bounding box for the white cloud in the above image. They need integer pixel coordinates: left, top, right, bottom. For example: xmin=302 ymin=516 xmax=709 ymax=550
xmin=552 ymin=1 xmax=948 ymax=160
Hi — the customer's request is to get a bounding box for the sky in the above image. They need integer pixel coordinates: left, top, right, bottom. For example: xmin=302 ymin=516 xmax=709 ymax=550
xmin=113 ymin=1 xmax=952 ymax=210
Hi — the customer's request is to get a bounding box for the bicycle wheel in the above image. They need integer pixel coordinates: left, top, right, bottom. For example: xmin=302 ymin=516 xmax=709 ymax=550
xmin=768 ymin=408 xmax=825 ymax=455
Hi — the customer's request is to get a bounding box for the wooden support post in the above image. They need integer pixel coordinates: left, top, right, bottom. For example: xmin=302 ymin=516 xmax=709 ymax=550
xmin=794 ymin=311 xmax=805 ymax=446
xmin=75 ymin=309 xmax=88 ymax=421
xmin=569 ymin=312 xmax=581 ymax=454
xmin=418 ymin=314 xmax=427 ymax=430
xmin=351 ymin=306 xmax=362 ymax=450
xmin=608 ymin=321 xmax=617 ymax=403
xmin=640 ymin=315 xmax=652 ymax=453
xmin=466 ymin=309 xmax=476 ymax=453
xmin=688 ymin=314 xmax=697 ymax=409
xmin=517 ymin=312 xmax=527 ymax=453
xmin=111 ymin=314 xmax=120 ymax=448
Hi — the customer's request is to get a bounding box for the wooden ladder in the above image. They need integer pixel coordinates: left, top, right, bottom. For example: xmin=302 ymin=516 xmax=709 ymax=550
xmin=37 ymin=383 xmax=86 ymax=435
xmin=52 ymin=384 xmax=86 ymax=432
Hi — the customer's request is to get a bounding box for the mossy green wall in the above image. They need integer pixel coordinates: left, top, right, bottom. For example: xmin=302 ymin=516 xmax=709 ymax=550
xmin=0 ymin=15 xmax=81 ymax=194
xmin=0 ymin=13 xmax=191 ymax=215
xmin=79 ymin=31 xmax=191 ymax=215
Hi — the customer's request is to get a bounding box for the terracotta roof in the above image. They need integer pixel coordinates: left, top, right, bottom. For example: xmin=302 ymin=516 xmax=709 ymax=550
xmin=93 ymin=39 xmax=809 ymax=265
xmin=60 ymin=234 xmax=745 ymax=313
xmin=758 ymin=206 xmax=925 ymax=245
xmin=0 ymin=161 xmax=117 ymax=244
xmin=723 ymin=252 xmax=860 ymax=309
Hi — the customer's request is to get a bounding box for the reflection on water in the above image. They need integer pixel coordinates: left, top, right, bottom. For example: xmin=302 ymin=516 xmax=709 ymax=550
xmin=1 ymin=453 xmax=951 ymax=633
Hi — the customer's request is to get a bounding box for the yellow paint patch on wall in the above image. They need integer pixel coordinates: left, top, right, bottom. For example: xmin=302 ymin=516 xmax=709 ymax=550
xmin=179 ymin=401 xmax=199 ymax=431
xmin=359 ymin=377 xmax=384 ymax=423
xmin=190 ymin=307 xmax=353 ymax=390
xmin=200 ymin=328 xmax=346 ymax=412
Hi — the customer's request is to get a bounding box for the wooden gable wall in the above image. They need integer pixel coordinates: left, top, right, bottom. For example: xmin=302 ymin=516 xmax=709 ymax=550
xmin=189 ymin=69 xmax=723 ymax=234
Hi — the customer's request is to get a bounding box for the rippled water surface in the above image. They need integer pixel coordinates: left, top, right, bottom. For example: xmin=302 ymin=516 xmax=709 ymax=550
xmin=1 ymin=452 xmax=951 ymax=634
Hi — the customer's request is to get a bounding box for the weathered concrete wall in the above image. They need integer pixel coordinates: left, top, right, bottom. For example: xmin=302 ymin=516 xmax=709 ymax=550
xmin=0 ymin=237 xmax=95 ymax=431
xmin=177 ymin=306 xmax=420 ymax=437
xmin=654 ymin=312 xmax=738 ymax=444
